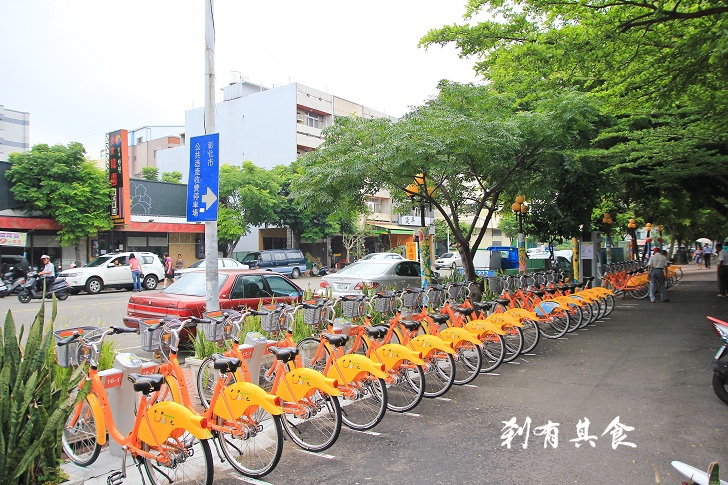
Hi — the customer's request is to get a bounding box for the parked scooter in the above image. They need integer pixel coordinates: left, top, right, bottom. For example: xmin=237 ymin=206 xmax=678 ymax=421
xmin=0 ymin=280 xmax=7 ymax=298
xmin=17 ymin=271 xmax=70 ymax=303
xmin=708 ymin=316 xmax=728 ymax=405
xmin=2 ymin=266 xmax=27 ymax=295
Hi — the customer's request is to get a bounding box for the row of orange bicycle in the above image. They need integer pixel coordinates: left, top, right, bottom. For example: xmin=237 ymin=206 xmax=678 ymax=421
xmin=56 ymin=274 xmax=625 ymax=484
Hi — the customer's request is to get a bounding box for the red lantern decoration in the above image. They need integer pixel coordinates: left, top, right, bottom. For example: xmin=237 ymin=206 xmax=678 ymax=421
xmin=646 ymin=237 xmax=652 ymax=243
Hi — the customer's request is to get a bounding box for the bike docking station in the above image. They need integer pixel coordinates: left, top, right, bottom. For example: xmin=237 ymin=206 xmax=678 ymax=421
xmin=107 ymin=353 xmax=156 ymax=457
xmin=243 ymin=331 xmax=270 ymax=383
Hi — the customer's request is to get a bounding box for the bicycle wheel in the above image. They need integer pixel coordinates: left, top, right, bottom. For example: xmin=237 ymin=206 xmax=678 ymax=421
xmin=340 ymin=376 xmax=387 ymax=431
xmin=196 ymin=356 xmax=231 ymax=409
xmin=578 ymin=302 xmax=594 ymax=329
xmin=218 ymin=409 xmax=283 ymax=478
xmin=62 ymin=396 xmax=101 ymax=466
xmin=282 ymin=391 xmax=342 ymax=452
xmin=628 ymin=284 xmax=650 ymax=300
xmin=297 ymin=337 xmax=327 ymax=372
xmin=539 ymin=311 xmax=569 ymax=339
xmin=501 ymin=326 xmax=523 ymax=362
xmin=423 ymin=351 xmax=456 ymax=397
xmin=566 ymin=305 xmax=583 ymax=333
xmin=258 ymin=352 xmax=277 ymax=393
xmin=519 ymin=319 xmax=540 ymax=353
xmin=142 ymin=436 xmax=214 ymax=485
xmin=452 ymin=342 xmax=482 ymax=385
xmin=385 ymin=359 xmax=425 ymax=412
xmin=480 ymin=332 xmax=505 ymax=373
xmin=603 ymin=293 xmax=616 ymax=317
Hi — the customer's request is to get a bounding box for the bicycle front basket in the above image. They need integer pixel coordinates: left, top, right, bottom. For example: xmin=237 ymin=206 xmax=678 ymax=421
xmin=341 ymin=298 xmax=365 ymax=319
xmin=260 ymin=305 xmax=285 ymax=332
xmin=374 ymin=294 xmax=396 ymax=314
xmin=53 ymin=326 xmax=103 ymax=367
xmin=139 ymin=319 xmax=165 ymax=352
xmin=402 ymin=291 xmax=423 ymax=309
xmin=426 ymin=289 xmax=446 ymax=308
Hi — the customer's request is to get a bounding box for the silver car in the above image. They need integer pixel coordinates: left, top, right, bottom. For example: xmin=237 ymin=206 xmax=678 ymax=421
xmin=319 ymin=259 xmax=422 ymax=297
xmin=174 ymin=258 xmax=249 ymax=279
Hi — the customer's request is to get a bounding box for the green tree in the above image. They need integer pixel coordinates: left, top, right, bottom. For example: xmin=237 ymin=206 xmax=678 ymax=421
xmin=161 ymin=171 xmax=182 ymax=184
xmin=217 ymin=162 xmax=281 ymax=256
xmin=294 ymin=82 xmax=602 ymax=280
xmin=5 ymin=143 xmax=113 ymax=264
xmin=140 ymin=166 xmax=159 ymax=181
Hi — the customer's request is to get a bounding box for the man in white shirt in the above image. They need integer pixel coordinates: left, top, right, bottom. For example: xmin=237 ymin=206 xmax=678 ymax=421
xmin=37 ymin=254 xmax=55 ymax=291
xmin=647 ymin=247 xmax=669 ymax=303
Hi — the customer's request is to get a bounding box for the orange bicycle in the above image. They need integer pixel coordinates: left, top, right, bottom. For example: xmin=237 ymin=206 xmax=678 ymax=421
xmin=57 ymin=326 xmax=214 ymax=485
xmin=141 ymin=317 xmax=284 ymax=478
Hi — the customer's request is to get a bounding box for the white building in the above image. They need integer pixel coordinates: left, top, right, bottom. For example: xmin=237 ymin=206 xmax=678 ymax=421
xmin=0 ymin=105 xmax=30 ymax=161
xmin=157 ymin=80 xmax=397 ymax=252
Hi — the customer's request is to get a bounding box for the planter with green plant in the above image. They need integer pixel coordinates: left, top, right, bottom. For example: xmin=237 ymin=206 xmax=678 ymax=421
xmin=1 ymin=298 xmax=87 ymax=485
xmin=186 ymin=327 xmax=223 ymax=406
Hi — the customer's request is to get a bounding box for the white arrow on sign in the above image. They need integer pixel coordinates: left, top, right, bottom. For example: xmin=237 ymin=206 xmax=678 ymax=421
xmin=201 ymin=187 xmax=217 ymax=212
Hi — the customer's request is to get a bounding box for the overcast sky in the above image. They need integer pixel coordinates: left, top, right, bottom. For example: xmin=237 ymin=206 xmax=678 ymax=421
xmin=1 ymin=1 xmax=482 ymax=159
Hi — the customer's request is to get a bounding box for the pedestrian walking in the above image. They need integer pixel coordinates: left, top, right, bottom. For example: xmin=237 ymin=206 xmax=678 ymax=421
xmin=176 ymin=253 xmax=184 ymax=270
xmin=647 ymin=246 xmax=670 ymax=303
xmin=163 ymin=252 xmax=175 ymax=288
xmin=716 ymin=243 xmax=728 ymax=297
xmin=704 ymin=243 xmax=713 ymax=268
xmin=129 ymin=253 xmax=142 ymax=292
xmin=694 ymin=245 xmax=704 ymax=267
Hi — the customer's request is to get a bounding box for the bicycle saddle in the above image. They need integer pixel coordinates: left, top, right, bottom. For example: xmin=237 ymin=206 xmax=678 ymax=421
xmin=399 ymin=319 xmax=421 ymax=331
xmin=128 ymin=373 xmax=165 ymax=394
xmin=533 ymin=290 xmax=545 ymax=297
xmin=428 ymin=313 xmax=449 ymax=324
xmin=455 ymin=307 xmax=474 ymax=317
xmin=365 ymin=325 xmax=388 ymax=339
xmin=545 ymin=288 xmax=558 ymax=294
xmin=472 ymin=301 xmax=492 ymax=312
xmin=496 ymin=299 xmax=511 ymax=306
xmin=212 ymin=354 xmax=242 ymax=373
xmin=269 ymin=346 xmax=299 ymax=363
xmin=323 ymin=333 xmax=349 ymax=347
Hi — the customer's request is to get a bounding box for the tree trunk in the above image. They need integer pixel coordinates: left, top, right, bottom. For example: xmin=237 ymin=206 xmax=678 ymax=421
xmin=74 ymin=244 xmax=82 ymax=267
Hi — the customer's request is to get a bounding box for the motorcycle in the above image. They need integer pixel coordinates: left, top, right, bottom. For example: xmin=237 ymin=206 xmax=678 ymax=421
xmin=17 ymin=271 xmax=70 ymax=303
xmin=708 ymin=316 xmax=728 ymax=405
xmin=0 ymin=280 xmax=7 ymax=298
xmin=2 ymin=266 xmax=26 ymax=295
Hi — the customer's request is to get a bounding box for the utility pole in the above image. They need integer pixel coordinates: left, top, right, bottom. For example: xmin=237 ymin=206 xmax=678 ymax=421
xmin=204 ymin=0 xmax=219 ymax=311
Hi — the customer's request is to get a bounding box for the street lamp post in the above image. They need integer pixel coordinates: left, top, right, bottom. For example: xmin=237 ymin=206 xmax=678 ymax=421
xmin=602 ymin=213 xmax=614 ymax=265
xmin=512 ymin=196 xmax=528 ymax=274
xmin=405 ymin=174 xmax=434 ymax=288
xmin=628 ymin=219 xmax=637 ymax=260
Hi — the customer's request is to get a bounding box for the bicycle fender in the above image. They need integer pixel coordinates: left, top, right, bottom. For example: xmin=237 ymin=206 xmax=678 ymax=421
xmin=213 ymin=381 xmax=283 ymax=420
xmin=277 ymin=367 xmax=342 ymax=403
xmin=374 ymin=343 xmax=425 ymax=369
xmin=486 ymin=314 xmax=523 ymax=327
xmin=410 ymin=334 xmax=456 ymax=356
xmin=505 ymin=308 xmax=539 ymax=321
xmin=139 ymin=401 xmax=213 ymax=445
xmin=327 ymin=354 xmax=387 ymax=383
xmin=551 ymin=295 xmax=584 ymax=307
xmin=534 ymin=301 xmax=566 ymax=316
xmin=439 ymin=327 xmax=482 ymax=346
xmin=589 ymin=287 xmax=614 ymax=296
xmin=465 ymin=320 xmax=506 ymax=336
xmin=86 ymin=393 xmax=107 ymax=446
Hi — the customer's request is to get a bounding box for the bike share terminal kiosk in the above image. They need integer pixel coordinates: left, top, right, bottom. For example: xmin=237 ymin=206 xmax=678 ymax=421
xmin=579 ymin=231 xmax=603 ymax=286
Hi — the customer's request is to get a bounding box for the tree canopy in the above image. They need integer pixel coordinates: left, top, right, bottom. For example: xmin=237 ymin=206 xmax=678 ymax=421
xmin=293 ymin=82 xmax=604 ymax=279
xmin=5 ymin=143 xmax=113 ymax=263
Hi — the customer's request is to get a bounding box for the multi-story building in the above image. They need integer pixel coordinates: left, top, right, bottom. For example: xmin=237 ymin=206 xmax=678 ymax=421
xmin=127 ymin=126 xmax=184 ymax=178
xmin=0 ymin=105 xmax=30 ymax=161
xmin=155 ymin=80 xmax=399 ymax=260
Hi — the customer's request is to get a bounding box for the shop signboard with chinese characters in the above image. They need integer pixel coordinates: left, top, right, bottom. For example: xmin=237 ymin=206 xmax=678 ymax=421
xmin=0 ymin=231 xmax=26 ymax=247
xmin=107 ymin=130 xmax=130 ymax=226
xmin=187 ymin=134 xmax=219 ymax=222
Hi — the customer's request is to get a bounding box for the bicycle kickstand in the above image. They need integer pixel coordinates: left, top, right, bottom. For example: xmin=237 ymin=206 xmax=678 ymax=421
xmin=106 ymin=448 xmax=128 ymax=485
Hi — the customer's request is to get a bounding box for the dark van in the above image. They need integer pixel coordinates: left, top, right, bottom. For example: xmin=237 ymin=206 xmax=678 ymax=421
xmin=240 ymin=249 xmax=307 ymax=279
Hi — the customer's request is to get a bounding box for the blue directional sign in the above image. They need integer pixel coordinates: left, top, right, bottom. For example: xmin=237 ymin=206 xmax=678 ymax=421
xmin=187 ymin=133 xmax=219 ymax=222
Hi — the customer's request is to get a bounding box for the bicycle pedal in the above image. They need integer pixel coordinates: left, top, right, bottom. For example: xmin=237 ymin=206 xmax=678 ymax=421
xmin=107 ymin=471 xmax=124 ymax=485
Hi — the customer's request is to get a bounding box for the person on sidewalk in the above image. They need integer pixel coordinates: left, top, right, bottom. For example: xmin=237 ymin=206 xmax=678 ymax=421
xmin=647 ymin=246 xmax=670 ymax=303
xmin=716 ymin=243 xmax=728 ymax=297
xmin=704 ymin=243 xmax=713 ymax=269
xmin=694 ymin=245 xmax=703 ymax=268
xmin=129 ymin=253 xmax=142 ymax=292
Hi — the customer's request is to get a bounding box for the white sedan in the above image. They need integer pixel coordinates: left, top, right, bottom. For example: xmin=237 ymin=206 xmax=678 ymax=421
xmin=319 ymin=259 xmax=421 ymax=298
xmin=174 ymin=258 xmax=249 ymax=279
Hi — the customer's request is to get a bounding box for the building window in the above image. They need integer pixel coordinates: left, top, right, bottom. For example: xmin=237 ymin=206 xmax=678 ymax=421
xmin=492 ymin=229 xmax=502 ymax=237
xmin=492 ymin=240 xmax=502 ymax=246
xmin=305 ymin=111 xmax=323 ymax=129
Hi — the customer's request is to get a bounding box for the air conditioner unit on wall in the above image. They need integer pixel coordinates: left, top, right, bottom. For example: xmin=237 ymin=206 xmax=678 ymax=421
xmin=296 ymin=113 xmax=304 ymax=123
xmin=366 ymin=202 xmax=376 ymax=212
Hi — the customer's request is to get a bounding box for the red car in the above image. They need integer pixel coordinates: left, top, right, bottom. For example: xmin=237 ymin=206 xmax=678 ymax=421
xmin=123 ymin=269 xmax=303 ymax=329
